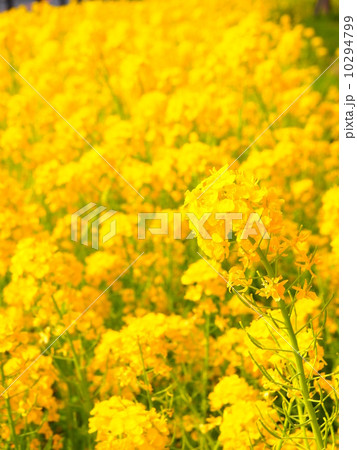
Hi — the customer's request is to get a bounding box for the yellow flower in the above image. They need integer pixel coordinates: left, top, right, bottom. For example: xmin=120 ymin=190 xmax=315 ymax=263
xmin=89 ymin=397 xmax=169 ymax=449
xmin=257 ymin=276 xmax=288 ymax=302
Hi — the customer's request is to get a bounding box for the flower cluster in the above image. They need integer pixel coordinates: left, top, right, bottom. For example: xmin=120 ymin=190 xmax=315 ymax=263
xmin=89 ymin=397 xmax=169 ymax=449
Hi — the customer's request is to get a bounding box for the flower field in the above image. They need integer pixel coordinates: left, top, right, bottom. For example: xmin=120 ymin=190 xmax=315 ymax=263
xmin=0 ymin=1 xmax=339 ymax=449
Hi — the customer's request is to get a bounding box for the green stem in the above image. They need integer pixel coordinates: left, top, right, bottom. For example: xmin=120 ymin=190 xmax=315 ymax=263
xmin=297 ymin=400 xmax=312 ymax=450
xmin=279 ymin=300 xmax=324 ymax=450
xmin=276 ymin=398 xmax=294 ymax=450
xmin=252 ymin=240 xmax=274 ymax=278
xmin=137 ymin=340 xmax=153 ymax=409
xmin=170 ymin=371 xmax=216 ymax=448
xmin=201 ymin=313 xmax=210 ymax=419
xmin=51 ymin=297 xmax=92 ymax=411
xmin=1 ymin=364 xmax=19 ymax=450
xmin=253 ymin=244 xmax=324 ymax=449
